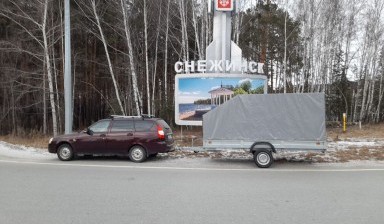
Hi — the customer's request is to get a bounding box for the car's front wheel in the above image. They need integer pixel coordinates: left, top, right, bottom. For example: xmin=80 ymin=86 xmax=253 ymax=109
xmin=57 ymin=144 xmax=74 ymax=161
xmin=129 ymin=146 xmax=147 ymax=163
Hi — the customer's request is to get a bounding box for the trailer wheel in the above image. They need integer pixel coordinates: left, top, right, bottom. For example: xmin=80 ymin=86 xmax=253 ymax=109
xmin=253 ymin=149 xmax=273 ymax=168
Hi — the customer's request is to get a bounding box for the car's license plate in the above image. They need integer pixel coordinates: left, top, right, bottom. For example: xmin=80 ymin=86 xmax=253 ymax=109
xmin=167 ymin=134 xmax=173 ymax=140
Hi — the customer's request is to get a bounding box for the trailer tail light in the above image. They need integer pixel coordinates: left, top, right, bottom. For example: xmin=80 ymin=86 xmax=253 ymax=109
xmin=157 ymin=125 xmax=165 ymax=140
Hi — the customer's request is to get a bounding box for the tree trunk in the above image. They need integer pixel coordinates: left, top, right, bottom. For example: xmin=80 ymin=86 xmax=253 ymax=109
xmin=179 ymin=0 xmax=189 ymax=62
xmin=120 ymin=0 xmax=141 ymax=115
xmin=151 ymin=4 xmax=162 ymax=115
xmin=192 ymin=0 xmax=202 ymax=60
xmin=43 ymin=62 xmax=47 ymax=135
xmin=42 ymin=0 xmax=58 ymax=136
xmin=375 ymin=73 xmax=383 ymax=122
xmin=91 ymin=0 xmax=125 ymax=115
xmin=143 ymin=0 xmax=151 ymax=114
xmin=164 ymin=0 xmax=170 ymax=105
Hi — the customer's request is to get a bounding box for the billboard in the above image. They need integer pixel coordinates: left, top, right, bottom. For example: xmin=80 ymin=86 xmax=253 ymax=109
xmin=215 ymin=0 xmax=234 ymax=11
xmin=175 ymin=73 xmax=267 ymax=126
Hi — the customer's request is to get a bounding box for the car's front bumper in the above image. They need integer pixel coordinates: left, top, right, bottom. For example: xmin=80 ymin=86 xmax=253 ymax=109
xmin=48 ymin=142 xmax=57 ymax=153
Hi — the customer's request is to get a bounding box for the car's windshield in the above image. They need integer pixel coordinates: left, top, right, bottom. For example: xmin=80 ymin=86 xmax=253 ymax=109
xmin=89 ymin=120 xmax=110 ymax=133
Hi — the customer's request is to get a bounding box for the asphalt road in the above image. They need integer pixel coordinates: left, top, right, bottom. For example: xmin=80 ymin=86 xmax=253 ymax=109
xmin=1 ymin=157 xmax=384 ymax=224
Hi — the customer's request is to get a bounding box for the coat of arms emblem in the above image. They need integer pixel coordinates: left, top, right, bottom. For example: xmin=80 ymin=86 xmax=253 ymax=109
xmin=219 ymin=0 xmax=230 ymax=7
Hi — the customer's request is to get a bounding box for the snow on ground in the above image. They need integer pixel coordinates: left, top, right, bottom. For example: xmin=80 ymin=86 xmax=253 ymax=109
xmin=327 ymin=139 xmax=384 ymax=151
xmin=171 ymin=138 xmax=384 ymax=165
xmin=0 ymin=141 xmax=56 ymax=160
xmin=1 ymin=138 xmax=383 ymax=166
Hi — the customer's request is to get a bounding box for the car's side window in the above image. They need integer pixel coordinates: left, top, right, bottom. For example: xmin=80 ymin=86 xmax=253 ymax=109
xmin=134 ymin=120 xmax=154 ymax=132
xmin=89 ymin=120 xmax=110 ymax=133
xmin=110 ymin=120 xmax=134 ymax=132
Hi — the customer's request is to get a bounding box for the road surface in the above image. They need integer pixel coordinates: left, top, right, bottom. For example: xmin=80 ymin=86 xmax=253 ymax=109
xmin=1 ymin=155 xmax=384 ymax=224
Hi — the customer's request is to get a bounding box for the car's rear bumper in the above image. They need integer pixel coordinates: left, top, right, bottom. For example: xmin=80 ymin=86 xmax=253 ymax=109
xmin=148 ymin=141 xmax=174 ymax=154
xmin=165 ymin=143 xmax=175 ymax=152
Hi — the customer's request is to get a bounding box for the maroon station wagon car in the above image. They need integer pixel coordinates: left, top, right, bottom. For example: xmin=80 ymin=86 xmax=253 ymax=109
xmin=48 ymin=115 xmax=174 ymax=162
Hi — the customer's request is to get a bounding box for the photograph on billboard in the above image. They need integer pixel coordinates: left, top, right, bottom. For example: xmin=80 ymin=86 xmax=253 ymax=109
xmin=175 ymin=74 xmax=267 ymax=126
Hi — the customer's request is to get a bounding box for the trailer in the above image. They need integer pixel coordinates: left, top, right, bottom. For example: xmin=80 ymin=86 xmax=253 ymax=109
xmin=202 ymin=93 xmax=326 ymax=168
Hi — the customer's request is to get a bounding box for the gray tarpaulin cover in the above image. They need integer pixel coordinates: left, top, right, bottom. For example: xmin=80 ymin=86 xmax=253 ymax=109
xmin=203 ymin=93 xmax=326 ymax=141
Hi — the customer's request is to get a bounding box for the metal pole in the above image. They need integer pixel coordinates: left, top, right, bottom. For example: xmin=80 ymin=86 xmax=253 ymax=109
xmin=64 ymin=0 xmax=72 ymax=134
xmin=283 ymin=5 xmax=287 ymax=94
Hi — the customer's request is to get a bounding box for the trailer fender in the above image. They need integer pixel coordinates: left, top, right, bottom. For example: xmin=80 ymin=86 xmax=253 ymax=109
xmin=250 ymin=142 xmax=276 ymax=154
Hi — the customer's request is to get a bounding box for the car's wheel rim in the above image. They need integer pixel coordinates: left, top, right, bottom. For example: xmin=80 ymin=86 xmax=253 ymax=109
xmin=60 ymin=147 xmax=71 ymax=159
xmin=132 ymin=148 xmax=143 ymax=161
xmin=257 ymin=152 xmax=270 ymax=165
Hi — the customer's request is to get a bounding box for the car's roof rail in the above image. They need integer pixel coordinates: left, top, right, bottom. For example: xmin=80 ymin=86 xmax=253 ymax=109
xmin=141 ymin=114 xmax=155 ymax=119
xmin=109 ymin=114 xmax=155 ymax=119
xmin=109 ymin=115 xmax=140 ymax=119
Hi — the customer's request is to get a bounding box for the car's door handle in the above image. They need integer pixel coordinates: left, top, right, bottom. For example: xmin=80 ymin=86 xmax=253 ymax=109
xmin=127 ymin=133 xmax=133 ymax=136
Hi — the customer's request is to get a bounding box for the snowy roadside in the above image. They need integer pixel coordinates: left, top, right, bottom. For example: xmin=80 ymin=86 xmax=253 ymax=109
xmin=0 ymin=141 xmax=56 ymax=160
xmin=166 ymin=138 xmax=384 ymax=165
xmin=1 ymin=139 xmax=384 ymax=166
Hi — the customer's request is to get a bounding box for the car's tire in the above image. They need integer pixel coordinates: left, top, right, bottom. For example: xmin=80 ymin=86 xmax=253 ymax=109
xmin=253 ymin=149 xmax=273 ymax=168
xmin=57 ymin=144 xmax=74 ymax=161
xmin=129 ymin=145 xmax=147 ymax=163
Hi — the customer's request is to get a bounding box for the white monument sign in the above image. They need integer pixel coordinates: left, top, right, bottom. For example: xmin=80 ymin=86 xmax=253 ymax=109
xmin=174 ymin=0 xmax=266 ymax=126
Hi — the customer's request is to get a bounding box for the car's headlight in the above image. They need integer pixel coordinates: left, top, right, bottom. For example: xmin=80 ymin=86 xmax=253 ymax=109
xmin=49 ymin=138 xmax=53 ymax=144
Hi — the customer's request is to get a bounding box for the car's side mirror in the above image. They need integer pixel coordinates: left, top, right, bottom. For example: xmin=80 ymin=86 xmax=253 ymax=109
xmin=84 ymin=128 xmax=93 ymax=135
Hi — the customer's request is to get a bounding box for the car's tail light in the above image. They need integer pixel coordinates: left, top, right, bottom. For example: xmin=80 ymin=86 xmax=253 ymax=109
xmin=157 ymin=125 xmax=165 ymax=140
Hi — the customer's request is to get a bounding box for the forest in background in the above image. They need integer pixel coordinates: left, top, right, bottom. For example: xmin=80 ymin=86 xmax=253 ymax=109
xmin=0 ymin=0 xmax=384 ymax=136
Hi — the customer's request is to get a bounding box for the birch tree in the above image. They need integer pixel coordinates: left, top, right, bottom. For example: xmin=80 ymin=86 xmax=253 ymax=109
xmin=151 ymin=3 xmax=162 ymax=114
xmin=90 ymin=0 xmax=125 ymax=115
xmin=143 ymin=0 xmax=151 ymax=114
xmin=179 ymin=0 xmax=189 ymax=62
xmin=120 ymin=0 xmax=142 ymax=115
xmin=42 ymin=0 xmax=58 ymax=135
xmin=358 ymin=0 xmax=384 ymax=122
xmin=0 ymin=0 xmax=58 ymax=135
xmin=191 ymin=0 xmax=203 ymax=60
xmin=163 ymin=0 xmax=170 ymax=104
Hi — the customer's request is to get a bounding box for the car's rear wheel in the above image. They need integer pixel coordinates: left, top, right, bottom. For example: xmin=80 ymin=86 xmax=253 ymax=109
xmin=129 ymin=146 xmax=147 ymax=163
xmin=57 ymin=144 xmax=74 ymax=161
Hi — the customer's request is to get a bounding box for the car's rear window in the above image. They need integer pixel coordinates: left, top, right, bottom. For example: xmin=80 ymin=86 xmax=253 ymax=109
xmin=156 ymin=119 xmax=171 ymax=129
xmin=110 ymin=120 xmax=134 ymax=132
xmin=134 ymin=120 xmax=154 ymax=131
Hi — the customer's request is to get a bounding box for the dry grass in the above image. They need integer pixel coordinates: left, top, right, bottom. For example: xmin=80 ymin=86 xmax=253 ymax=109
xmin=0 ymin=135 xmax=50 ymax=149
xmin=327 ymin=123 xmax=384 ymax=140
xmin=173 ymin=126 xmax=203 ymax=147
xmin=296 ymin=146 xmax=384 ymax=163
xmin=332 ymin=147 xmax=384 ymax=162
xmin=168 ymin=150 xmax=210 ymax=158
